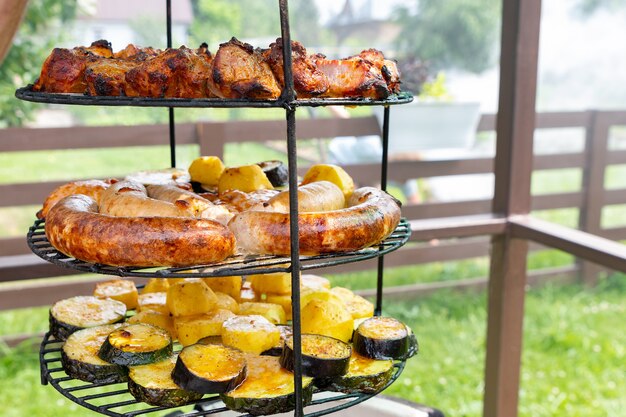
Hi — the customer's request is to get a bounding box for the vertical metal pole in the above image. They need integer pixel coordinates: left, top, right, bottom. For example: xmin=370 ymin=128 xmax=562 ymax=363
xmin=166 ymin=0 xmax=176 ymax=167
xmin=278 ymin=1 xmax=303 ymax=416
xmin=375 ymin=106 xmax=391 ymax=315
xmin=484 ymin=1 xmax=542 ymax=417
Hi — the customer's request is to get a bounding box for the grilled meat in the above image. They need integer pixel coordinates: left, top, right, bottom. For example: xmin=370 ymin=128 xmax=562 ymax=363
xmin=114 ymin=44 xmax=161 ymax=61
xmin=124 ymin=45 xmax=213 ymax=98
xmin=85 ymin=59 xmax=138 ymax=96
xmin=263 ymin=38 xmax=329 ymax=98
xmin=313 ymin=53 xmax=390 ymax=99
xmin=353 ymin=49 xmax=401 ymax=94
xmin=32 ymin=40 xmax=113 ymax=93
xmin=208 ymin=38 xmax=281 ymax=99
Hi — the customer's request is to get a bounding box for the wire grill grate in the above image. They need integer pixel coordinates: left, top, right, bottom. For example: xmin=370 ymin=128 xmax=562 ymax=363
xmin=27 ymin=218 xmax=411 ymax=278
xmin=40 ymin=332 xmax=406 ymax=417
xmin=15 ymin=87 xmax=413 ymax=109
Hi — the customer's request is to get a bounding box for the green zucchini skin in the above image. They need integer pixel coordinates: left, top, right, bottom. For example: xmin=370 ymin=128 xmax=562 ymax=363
xmin=317 ymin=353 xmax=394 ymax=394
xmin=257 ymin=160 xmax=288 ymax=187
xmin=353 ymin=317 xmax=409 ymax=360
xmin=220 ymin=355 xmax=314 ymax=416
xmin=98 ymin=324 xmax=173 ymax=366
xmin=405 ymin=327 xmax=419 ymax=359
xmin=49 ymin=296 xmax=126 ymax=341
xmin=60 ymin=325 xmax=128 ymax=383
xmin=172 ymin=344 xmax=247 ymax=394
xmin=128 ymin=356 xmax=203 ymax=407
xmin=279 ymin=334 xmax=351 ymax=378
xmin=221 ymin=382 xmax=313 ymax=416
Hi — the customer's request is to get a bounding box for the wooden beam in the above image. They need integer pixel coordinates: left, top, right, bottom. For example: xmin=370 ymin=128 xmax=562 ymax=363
xmin=484 ymin=1 xmax=542 ymax=417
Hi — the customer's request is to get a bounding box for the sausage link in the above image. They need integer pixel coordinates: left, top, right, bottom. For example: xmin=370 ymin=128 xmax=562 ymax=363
xmin=99 ymin=180 xmax=194 ymax=218
xmin=39 ymin=179 xmax=112 ymax=219
xmin=228 ymin=187 xmax=400 ymax=255
xmin=45 ymin=194 xmax=235 ymax=267
xmin=251 ymin=181 xmax=345 ymax=213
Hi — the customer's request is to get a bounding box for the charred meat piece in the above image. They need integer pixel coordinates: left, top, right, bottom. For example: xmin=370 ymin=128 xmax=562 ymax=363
xmin=313 ymin=53 xmax=390 ymax=99
xmin=84 ymin=59 xmax=138 ymax=96
xmin=263 ymin=38 xmax=329 ymax=98
xmin=32 ymin=40 xmax=113 ymax=93
xmin=208 ymin=38 xmax=281 ymax=99
xmin=353 ymin=49 xmax=401 ymax=94
xmin=114 ymin=44 xmax=161 ymax=61
xmin=124 ymin=45 xmax=213 ymax=98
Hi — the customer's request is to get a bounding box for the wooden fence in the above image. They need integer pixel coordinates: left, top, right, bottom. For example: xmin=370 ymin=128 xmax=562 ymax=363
xmin=1 ymin=110 xmax=626 ymax=315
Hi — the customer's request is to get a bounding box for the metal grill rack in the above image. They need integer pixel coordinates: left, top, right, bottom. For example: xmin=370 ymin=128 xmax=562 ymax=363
xmin=40 ymin=332 xmax=406 ymax=417
xmin=28 ymin=218 xmax=411 ymax=278
xmin=20 ymin=0 xmax=416 ymax=415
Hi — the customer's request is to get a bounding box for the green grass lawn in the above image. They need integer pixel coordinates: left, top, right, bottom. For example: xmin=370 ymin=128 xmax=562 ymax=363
xmin=1 ymin=275 xmax=624 ymax=417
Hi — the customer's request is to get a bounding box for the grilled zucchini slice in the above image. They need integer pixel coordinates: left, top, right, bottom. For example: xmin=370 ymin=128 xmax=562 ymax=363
xmin=61 ymin=324 xmax=128 ymax=383
xmin=50 ymin=296 xmax=127 ymax=341
xmin=98 ymin=323 xmax=173 ymax=366
xmin=318 ymin=351 xmax=394 ymax=393
xmin=220 ymin=354 xmax=314 ymax=416
xmin=352 ymin=316 xmax=409 ymax=360
xmin=280 ymin=334 xmax=351 ymax=378
xmin=128 ymin=355 xmax=203 ymax=407
xmin=172 ymin=343 xmax=247 ymax=394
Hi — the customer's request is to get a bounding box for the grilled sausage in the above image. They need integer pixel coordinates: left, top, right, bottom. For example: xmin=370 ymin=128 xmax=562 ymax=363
xmin=45 ymin=194 xmax=235 ymax=267
xmin=99 ymin=180 xmax=194 ymax=218
xmin=146 ymin=184 xmax=233 ymax=224
xmin=39 ymin=179 xmax=113 ymax=219
xmin=251 ymin=181 xmax=345 ymax=213
xmin=228 ymin=187 xmax=401 ymax=255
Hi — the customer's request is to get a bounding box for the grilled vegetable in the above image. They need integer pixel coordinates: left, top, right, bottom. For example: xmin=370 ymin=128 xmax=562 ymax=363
xmin=188 ymin=156 xmax=225 ymax=187
xmin=301 ymin=298 xmax=354 ymax=343
xmin=222 ymin=315 xmax=280 ymax=354
xmin=141 ymin=278 xmax=170 ymax=294
xmin=127 ymin=310 xmax=176 ymax=339
xmin=61 ymin=324 xmax=127 ymax=383
xmin=406 ymin=325 xmax=419 ymax=359
xmin=128 ymin=355 xmax=203 ymax=407
xmin=98 ymin=323 xmax=173 ymax=366
xmin=213 ymin=292 xmax=240 ymax=314
xmin=50 ymin=296 xmax=126 ymax=341
xmin=256 ymin=160 xmax=288 ymax=187
xmin=218 ymin=165 xmax=274 ymax=194
xmin=137 ymin=292 xmax=168 ymax=315
xmin=239 ymin=302 xmax=286 ymax=325
xmin=318 ymin=351 xmax=394 ymax=394
xmin=166 ymin=279 xmax=217 ymax=317
xmin=301 ymin=274 xmax=331 ymax=290
xmin=172 ymin=343 xmax=246 ymax=394
xmin=248 ymin=272 xmax=291 ymax=295
xmin=93 ymin=279 xmax=139 ymax=309
xmin=301 ymin=164 xmax=354 ymax=200
xmin=261 ymin=325 xmax=292 ymax=357
xmin=330 ymin=287 xmax=374 ymax=320
xmin=352 ymin=316 xmax=409 ymax=360
xmin=175 ymin=309 xmax=236 ymax=346
xmin=202 ymin=276 xmax=242 ymax=301
xmin=264 ymin=293 xmax=292 ymax=320
xmin=280 ymin=334 xmax=351 ymax=378
xmin=220 ymin=354 xmax=314 ymax=416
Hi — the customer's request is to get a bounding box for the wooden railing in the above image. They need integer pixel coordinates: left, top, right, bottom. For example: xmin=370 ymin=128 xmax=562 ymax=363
xmin=1 ymin=110 xmax=625 ymax=314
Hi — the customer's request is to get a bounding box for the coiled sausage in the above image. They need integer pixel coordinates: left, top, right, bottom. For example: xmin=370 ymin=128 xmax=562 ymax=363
xmin=228 ymin=187 xmax=401 ymax=255
xmin=45 ymin=194 xmax=235 ymax=267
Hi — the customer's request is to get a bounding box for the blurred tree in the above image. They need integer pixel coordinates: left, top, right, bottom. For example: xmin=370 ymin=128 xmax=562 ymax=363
xmin=576 ymin=0 xmax=626 ymax=15
xmin=394 ymin=0 xmax=501 ymax=74
xmin=190 ymin=0 xmax=321 ymax=48
xmin=0 ymin=0 xmax=76 ymax=127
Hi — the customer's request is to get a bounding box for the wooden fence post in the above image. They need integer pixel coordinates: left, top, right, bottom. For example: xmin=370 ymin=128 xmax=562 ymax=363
xmin=578 ymin=111 xmax=610 ymax=285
